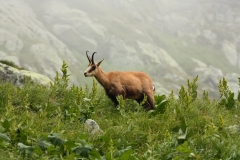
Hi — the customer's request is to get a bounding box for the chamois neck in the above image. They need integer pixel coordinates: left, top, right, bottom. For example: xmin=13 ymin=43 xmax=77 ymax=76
xmin=94 ymin=68 xmax=109 ymax=88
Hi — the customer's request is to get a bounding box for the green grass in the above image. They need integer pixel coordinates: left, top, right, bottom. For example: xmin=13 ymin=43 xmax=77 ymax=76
xmin=0 ymin=62 xmax=240 ymax=159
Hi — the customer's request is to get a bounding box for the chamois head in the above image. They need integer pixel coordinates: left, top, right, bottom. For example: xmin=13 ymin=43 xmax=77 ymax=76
xmin=84 ymin=51 xmax=104 ymax=77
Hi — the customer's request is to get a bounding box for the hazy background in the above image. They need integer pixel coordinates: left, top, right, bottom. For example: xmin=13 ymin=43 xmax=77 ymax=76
xmin=0 ymin=0 xmax=240 ymax=97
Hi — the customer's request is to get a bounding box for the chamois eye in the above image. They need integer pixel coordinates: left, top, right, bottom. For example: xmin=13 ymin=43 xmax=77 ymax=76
xmin=89 ymin=66 xmax=96 ymax=73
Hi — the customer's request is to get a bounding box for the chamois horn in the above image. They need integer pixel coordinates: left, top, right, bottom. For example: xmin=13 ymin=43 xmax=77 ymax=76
xmin=92 ymin=52 xmax=97 ymax=64
xmin=86 ymin=51 xmax=91 ymax=63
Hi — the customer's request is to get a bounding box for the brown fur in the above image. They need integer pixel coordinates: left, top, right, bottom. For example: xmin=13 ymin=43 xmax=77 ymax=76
xmin=84 ymin=51 xmax=155 ymax=110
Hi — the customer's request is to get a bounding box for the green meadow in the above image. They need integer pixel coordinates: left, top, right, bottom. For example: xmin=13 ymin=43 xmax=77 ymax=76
xmin=0 ymin=61 xmax=240 ymax=159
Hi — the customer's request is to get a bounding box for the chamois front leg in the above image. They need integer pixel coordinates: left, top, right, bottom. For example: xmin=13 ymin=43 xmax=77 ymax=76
xmin=108 ymin=86 xmax=126 ymax=107
xmin=107 ymin=93 xmax=119 ymax=107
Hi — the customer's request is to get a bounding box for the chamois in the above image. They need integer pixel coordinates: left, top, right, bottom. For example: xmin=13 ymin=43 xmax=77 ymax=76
xmin=84 ymin=51 xmax=155 ymax=110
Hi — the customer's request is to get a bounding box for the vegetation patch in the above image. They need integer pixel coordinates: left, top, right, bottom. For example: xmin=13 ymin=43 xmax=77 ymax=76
xmin=0 ymin=61 xmax=239 ymax=159
xmin=0 ymin=60 xmax=25 ymax=70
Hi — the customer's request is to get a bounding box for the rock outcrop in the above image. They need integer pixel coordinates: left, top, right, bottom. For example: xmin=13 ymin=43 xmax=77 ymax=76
xmin=0 ymin=63 xmax=52 ymax=86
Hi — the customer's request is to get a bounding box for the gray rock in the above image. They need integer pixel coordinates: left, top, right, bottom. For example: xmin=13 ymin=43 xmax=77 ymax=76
xmin=0 ymin=62 xmax=52 ymax=86
xmin=85 ymin=119 xmax=102 ymax=135
xmin=177 ymin=27 xmax=201 ymax=38
xmin=137 ymin=41 xmax=186 ymax=74
xmin=108 ymin=36 xmax=139 ymax=68
xmin=193 ymin=59 xmax=223 ymax=88
xmin=0 ymin=51 xmax=20 ymax=66
xmin=202 ymin=30 xmax=217 ymax=44
xmin=53 ymin=24 xmax=73 ymax=36
xmin=222 ymin=41 xmax=239 ymax=67
xmin=29 ymin=44 xmax=64 ymax=79
xmin=153 ymin=82 xmax=171 ymax=95
xmin=225 ymin=73 xmax=239 ymax=96
xmin=163 ymin=73 xmax=184 ymax=82
xmin=192 ymin=58 xmax=207 ymax=68
xmin=0 ymin=29 xmax=23 ymax=52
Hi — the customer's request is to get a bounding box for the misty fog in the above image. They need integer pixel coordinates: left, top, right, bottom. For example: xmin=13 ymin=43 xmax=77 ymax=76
xmin=0 ymin=0 xmax=240 ymax=97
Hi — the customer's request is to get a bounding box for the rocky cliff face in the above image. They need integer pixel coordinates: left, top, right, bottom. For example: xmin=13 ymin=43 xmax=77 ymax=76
xmin=0 ymin=0 xmax=239 ymax=97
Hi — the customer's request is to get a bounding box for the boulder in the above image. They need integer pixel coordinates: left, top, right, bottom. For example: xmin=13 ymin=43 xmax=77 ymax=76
xmin=85 ymin=119 xmax=102 ymax=135
xmin=192 ymin=58 xmax=223 ymax=88
xmin=222 ymin=40 xmax=238 ymax=66
xmin=0 ymin=62 xmax=52 ymax=86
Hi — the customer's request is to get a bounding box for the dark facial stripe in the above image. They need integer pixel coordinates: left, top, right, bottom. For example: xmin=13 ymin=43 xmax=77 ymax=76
xmin=88 ymin=65 xmax=96 ymax=73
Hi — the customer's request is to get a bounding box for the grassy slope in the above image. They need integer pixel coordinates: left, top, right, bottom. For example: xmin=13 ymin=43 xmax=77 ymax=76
xmin=0 ymin=63 xmax=240 ymax=159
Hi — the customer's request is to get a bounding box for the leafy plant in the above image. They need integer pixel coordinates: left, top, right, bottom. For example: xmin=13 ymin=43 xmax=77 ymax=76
xmin=187 ymin=75 xmax=198 ymax=102
xmin=218 ymin=77 xmax=235 ymax=109
xmin=149 ymin=94 xmax=169 ymax=115
xmin=178 ymin=76 xmax=199 ymax=109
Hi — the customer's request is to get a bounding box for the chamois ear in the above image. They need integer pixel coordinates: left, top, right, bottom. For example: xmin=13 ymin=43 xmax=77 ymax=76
xmin=96 ymin=59 xmax=104 ymax=67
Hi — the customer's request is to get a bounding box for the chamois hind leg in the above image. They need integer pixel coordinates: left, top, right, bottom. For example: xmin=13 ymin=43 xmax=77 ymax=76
xmin=144 ymin=92 xmax=155 ymax=110
xmin=136 ymin=93 xmax=154 ymax=110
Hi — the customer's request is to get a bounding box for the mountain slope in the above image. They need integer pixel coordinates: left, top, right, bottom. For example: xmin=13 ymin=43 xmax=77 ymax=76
xmin=0 ymin=0 xmax=239 ymax=97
